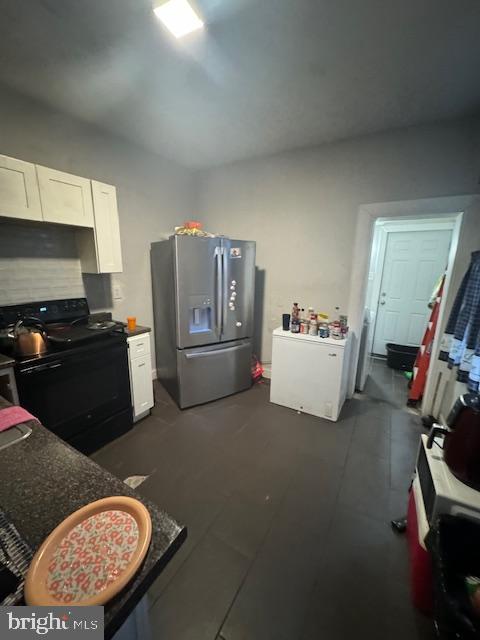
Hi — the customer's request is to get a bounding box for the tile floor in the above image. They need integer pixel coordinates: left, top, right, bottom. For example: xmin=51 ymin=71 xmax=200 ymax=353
xmin=93 ymin=358 xmax=436 ymax=640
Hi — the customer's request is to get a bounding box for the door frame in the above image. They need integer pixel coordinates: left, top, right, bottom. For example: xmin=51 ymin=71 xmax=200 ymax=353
xmin=369 ymin=220 xmax=456 ymax=357
xmin=347 ymin=194 xmax=479 ymax=414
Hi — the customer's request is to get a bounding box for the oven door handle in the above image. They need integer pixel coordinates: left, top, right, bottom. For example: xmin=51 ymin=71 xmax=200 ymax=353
xmin=20 ymin=361 xmax=63 ymax=375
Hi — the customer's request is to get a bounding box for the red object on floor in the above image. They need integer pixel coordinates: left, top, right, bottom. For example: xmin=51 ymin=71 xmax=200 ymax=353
xmin=251 ymin=355 xmax=264 ymax=383
xmin=408 ymin=275 xmax=445 ymax=403
xmin=406 ymin=485 xmax=433 ymax=614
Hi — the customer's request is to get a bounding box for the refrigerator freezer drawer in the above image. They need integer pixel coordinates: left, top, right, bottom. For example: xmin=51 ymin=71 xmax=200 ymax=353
xmin=177 ymin=339 xmax=252 ymax=408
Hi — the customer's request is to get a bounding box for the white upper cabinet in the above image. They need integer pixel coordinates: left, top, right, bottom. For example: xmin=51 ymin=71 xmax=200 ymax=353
xmin=0 ymin=155 xmax=42 ymax=221
xmin=36 ymin=165 xmax=94 ymax=227
xmin=76 ymin=180 xmax=123 ymax=273
xmin=0 ymin=153 xmax=123 ymax=274
xmin=91 ymin=181 xmax=123 ymax=273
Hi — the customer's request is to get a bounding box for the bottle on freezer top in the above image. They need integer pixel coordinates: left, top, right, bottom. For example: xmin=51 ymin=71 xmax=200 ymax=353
xmin=318 ymin=323 xmax=329 ymax=338
xmin=291 ymin=319 xmax=300 ymax=333
xmin=309 ymin=318 xmax=318 ymax=336
xmin=291 ymin=303 xmax=300 ymax=333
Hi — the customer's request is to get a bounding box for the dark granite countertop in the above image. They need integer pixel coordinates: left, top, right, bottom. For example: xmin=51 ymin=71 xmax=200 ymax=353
xmin=125 ymin=325 xmax=151 ymax=338
xmin=0 ymin=397 xmax=186 ymax=638
xmin=0 ymin=353 xmax=15 ymax=370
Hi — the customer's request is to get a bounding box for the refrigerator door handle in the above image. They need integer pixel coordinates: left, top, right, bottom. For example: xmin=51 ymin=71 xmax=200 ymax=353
xmin=222 ymin=244 xmax=228 ymax=335
xmin=185 ymin=343 xmax=250 ymax=359
xmin=214 ymin=246 xmax=222 ymax=336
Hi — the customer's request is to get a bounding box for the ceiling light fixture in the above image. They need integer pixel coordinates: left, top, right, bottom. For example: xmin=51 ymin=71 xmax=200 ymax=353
xmin=153 ymin=0 xmax=204 ymax=38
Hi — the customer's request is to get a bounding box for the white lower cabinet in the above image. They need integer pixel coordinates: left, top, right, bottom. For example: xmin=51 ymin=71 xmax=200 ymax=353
xmin=128 ymin=333 xmax=154 ymax=422
xmin=270 ymin=328 xmax=351 ymax=421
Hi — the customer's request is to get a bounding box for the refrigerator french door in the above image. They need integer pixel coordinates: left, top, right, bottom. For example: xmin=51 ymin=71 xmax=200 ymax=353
xmin=151 ymin=235 xmax=255 ymax=408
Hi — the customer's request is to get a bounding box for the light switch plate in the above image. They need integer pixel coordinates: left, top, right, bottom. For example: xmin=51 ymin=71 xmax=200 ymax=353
xmin=113 ymin=283 xmax=124 ymax=300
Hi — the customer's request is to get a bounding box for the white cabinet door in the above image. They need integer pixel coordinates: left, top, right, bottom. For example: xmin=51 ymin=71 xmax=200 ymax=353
xmin=36 ymin=165 xmax=94 ymax=227
xmin=130 ymin=354 xmax=154 ymax=419
xmin=91 ymin=180 xmax=123 ymax=273
xmin=0 ymin=155 xmax=42 ymax=221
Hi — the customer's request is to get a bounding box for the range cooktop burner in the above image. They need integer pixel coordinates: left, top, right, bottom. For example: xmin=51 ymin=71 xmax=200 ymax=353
xmin=87 ymin=321 xmax=117 ymax=331
xmin=48 ymin=323 xmax=79 ymax=331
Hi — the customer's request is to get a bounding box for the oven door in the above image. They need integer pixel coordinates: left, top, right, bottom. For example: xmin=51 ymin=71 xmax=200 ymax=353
xmin=16 ymin=338 xmax=131 ymax=443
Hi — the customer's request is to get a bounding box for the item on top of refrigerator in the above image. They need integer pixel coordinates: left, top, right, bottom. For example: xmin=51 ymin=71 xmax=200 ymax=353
xmin=339 ymin=315 xmax=348 ymax=329
xmin=317 ymin=312 xmax=329 ymax=322
xmin=282 ymin=314 xmax=290 ymax=331
xmin=291 ymin=303 xmax=300 ymax=320
xmin=174 ymin=221 xmax=215 ymax=237
xmin=307 ymin=307 xmax=315 ymax=320
xmin=300 ymin=320 xmax=309 ymax=334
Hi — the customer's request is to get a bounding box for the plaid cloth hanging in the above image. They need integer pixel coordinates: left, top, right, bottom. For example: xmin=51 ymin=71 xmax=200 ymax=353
xmin=438 ymin=250 xmax=480 ymax=391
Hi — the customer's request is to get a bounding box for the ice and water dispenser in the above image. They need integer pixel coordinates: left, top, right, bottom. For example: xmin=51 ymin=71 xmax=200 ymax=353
xmin=189 ymin=295 xmax=212 ymax=334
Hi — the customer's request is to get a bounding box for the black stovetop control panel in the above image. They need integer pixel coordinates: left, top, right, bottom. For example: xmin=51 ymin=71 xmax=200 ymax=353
xmin=0 ymin=298 xmax=90 ymax=329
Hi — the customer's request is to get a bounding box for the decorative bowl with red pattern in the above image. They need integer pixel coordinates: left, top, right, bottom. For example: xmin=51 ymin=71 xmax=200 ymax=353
xmin=24 ymin=496 xmax=152 ymax=606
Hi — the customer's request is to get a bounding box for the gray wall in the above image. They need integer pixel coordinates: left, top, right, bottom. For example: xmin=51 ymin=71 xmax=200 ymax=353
xmin=196 ymin=118 xmax=480 ymax=362
xmin=0 ymin=88 xmax=195 ymax=372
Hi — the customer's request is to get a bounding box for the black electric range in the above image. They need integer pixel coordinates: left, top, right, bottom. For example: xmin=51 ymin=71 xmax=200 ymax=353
xmin=0 ymin=298 xmax=133 ymax=453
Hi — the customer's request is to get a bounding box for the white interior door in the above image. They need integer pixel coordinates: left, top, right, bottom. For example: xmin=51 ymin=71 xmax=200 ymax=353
xmin=372 ymin=229 xmax=451 ymax=355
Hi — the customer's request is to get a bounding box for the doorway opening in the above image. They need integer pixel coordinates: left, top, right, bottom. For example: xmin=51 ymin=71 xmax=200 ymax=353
xmin=357 ymin=214 xmax=460 ymax=407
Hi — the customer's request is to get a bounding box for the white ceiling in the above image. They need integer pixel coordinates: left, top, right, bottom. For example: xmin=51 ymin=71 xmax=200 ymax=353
xmin=1 ymin=0 xmax=480 ymax=168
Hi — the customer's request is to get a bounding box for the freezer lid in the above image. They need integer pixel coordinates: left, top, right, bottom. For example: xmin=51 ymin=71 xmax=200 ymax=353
xmin=220 ymin=238 xmax=256 ymax=343
xmin=272 ymin=327 xmax=348 ymax=348
xmin=174 ymin=235 xmax=222 ymax=348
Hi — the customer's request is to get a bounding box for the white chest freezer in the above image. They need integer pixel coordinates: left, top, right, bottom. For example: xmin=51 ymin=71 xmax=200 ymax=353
xmin=270 ymin=327 xmax=351 ymax=421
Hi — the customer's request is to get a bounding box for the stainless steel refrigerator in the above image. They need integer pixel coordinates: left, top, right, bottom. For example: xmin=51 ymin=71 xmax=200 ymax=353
xmin=151 ymin=235 xmax=256 ymax=408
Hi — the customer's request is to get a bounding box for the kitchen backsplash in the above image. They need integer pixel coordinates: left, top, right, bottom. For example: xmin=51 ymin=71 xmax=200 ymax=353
xmin=0 ymin=220 xmax=85 ymax=305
